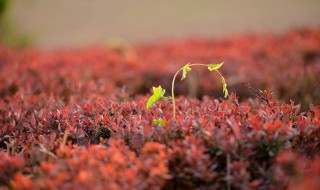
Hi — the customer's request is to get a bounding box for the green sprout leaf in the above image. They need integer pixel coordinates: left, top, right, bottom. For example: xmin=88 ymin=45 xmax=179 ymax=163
xmin=153 ymin=119 xmax=166 ymax=126
xmin=220 ymin=75 xmax=228 ymax=98
xmin=146 ymin=85 xmax=166 ymax=109
xmin=181 ymin=64 xmax=192 ymax=81
xmin=208 ymin=62 xmax=224 ymax=71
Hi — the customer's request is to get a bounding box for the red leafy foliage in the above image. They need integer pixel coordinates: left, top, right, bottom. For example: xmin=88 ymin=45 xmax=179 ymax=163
xmin=0 ymin=28 xmax=320 ymax=189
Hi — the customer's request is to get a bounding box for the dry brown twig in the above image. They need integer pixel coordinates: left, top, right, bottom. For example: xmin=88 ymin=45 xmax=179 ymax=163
xmin=243 ymin=83 xmax=276 ymax=113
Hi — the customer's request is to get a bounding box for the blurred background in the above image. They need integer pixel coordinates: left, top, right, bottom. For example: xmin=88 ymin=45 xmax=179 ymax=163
xmin=1 ymin=0 xmax=319 ymax=49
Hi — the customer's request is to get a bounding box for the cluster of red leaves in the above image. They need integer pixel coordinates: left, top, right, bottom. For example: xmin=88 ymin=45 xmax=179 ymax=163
xmin=0 ymin=91 xmax=319 ymax=189
xmin=9 ymin=140 xmax=168 ymax=190
xmin=0 ymin=28 xmax=320 ymax=189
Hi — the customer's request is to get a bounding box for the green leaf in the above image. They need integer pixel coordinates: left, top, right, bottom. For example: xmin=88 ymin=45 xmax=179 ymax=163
xmin=181 ymin=64 xmax=192 ymax=81
xmin=208 ymin=62 xmax=224 ymax=71
xmin=220 ymin=76 xmax=228 ymax=98
xmin=146 ymin=85 xmax=166 ymax=109
xmin=153 ymin=119 xmax=166 ymax=126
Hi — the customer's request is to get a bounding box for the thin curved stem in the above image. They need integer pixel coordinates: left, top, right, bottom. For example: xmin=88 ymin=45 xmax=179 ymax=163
xmin=215 ymin=69 xmax=222 ymax=77
xmin=171 ymin=63 xmax=226 ymax=120
xmin=188 ymin=63 xmax=208 ymax=67
xmin=171 ymin=68 xmax=183 ymax=119
xmin=191 ymin=63 xmax=223 ymax=79
xmin=171 ymin=64 xmax=207 ymax=120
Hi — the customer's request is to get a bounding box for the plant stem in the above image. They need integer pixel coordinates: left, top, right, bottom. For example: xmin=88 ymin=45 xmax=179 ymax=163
xmin=171 ymin=68 xmax=182 ymax=119
xmin=215 ymin=69 xmax=223 ymax=79
xmin=171 ymin=63 xmax=218 ymax=120
xmin=243 ymin=83 xmax=275 ymax=113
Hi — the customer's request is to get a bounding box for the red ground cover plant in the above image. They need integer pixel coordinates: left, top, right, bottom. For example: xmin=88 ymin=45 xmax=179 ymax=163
xmin=0 ymin=28 xmax=319 ymax=189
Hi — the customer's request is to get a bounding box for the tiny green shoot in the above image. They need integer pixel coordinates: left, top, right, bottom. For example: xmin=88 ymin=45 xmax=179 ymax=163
xmin=147 ymin=62 xmax=228 ymax=119
xmin=146 ymin=86 xmax=166 ymax=109
xmin=153 ymin=119 xmax=166 ymax=126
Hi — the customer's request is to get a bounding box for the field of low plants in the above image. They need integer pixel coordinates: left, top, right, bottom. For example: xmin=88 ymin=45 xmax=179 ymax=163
xmin=0 ymin=27 xmax=319 ymax=189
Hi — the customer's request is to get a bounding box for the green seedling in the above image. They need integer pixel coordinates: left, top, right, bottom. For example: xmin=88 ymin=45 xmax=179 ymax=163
xmin=153 ymin=119 xmax=166 ymax=126
xmin=147 ymin=62 xmax=228 ymax=119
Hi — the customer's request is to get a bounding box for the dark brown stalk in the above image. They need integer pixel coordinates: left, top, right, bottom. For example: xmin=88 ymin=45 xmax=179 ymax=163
xmin=243 ymin=83 xmax=276 ymax=113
